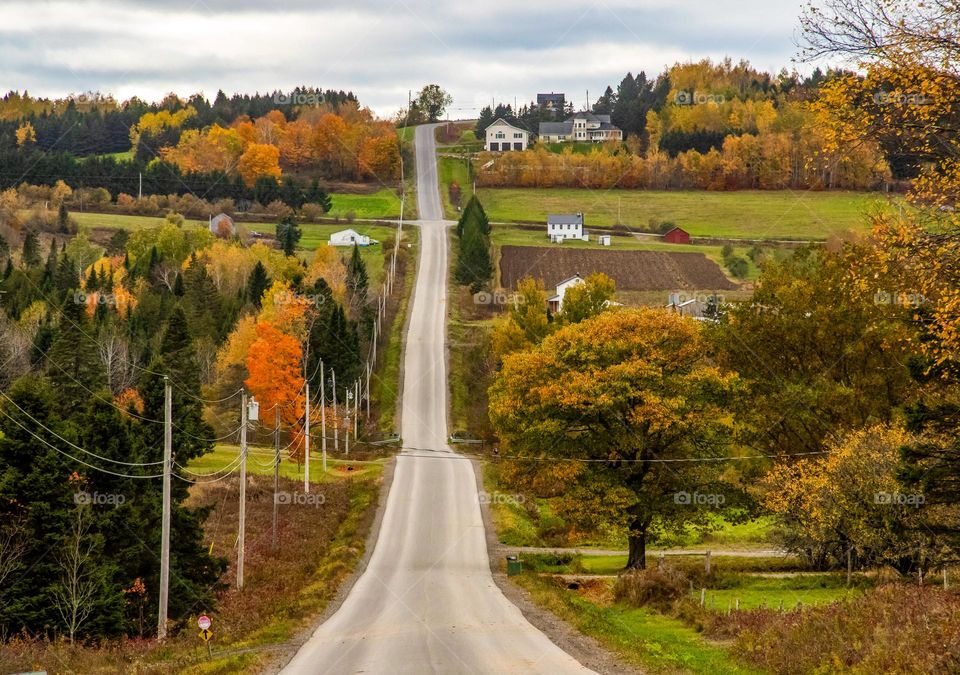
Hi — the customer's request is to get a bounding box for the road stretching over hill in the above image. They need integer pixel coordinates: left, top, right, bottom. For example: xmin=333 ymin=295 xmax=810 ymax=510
xmin=280 ymin=125 xmax=593 ymax=673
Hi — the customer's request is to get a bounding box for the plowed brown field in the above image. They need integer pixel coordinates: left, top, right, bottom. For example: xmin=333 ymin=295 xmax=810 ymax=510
xmin=499 ymin=245 xmax=738 ymax=291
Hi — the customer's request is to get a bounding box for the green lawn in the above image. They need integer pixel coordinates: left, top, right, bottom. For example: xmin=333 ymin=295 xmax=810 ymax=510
xmin=187 ymin=443 xmax=387 ymax=484
xmin=694 ymin=575 xmax=867 ymax=611
xmin=475 ymin=188 xmax=892 ymax=240
xmin=327 ymin=188 xmax=403 ymax=219
xmin=396 ymin=126 xmax=416 ymax=143
xmin=70 ymin=211 xmax=206 ymax=230
xmin=515 ymin=574 xmax=758 ymax=674
xmin=438 ymin=157 xmax=474 ymax=219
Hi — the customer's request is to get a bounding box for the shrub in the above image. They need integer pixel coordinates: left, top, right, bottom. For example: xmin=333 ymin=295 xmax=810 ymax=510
xmin=613 ymin=566 xmax=689 ymax=611
xmin=726 ymin=256 xmax=749 ymax=279
xmin=708 ymin=584 xmax=960 ymax=674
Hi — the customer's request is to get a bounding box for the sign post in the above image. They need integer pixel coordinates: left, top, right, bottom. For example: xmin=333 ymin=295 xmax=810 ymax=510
xmin=198 ymin=615 xmax=213 ymax=658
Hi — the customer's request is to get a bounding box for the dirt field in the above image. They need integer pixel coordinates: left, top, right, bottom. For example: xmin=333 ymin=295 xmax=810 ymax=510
xmin=499 ymin=245 xmax=738 ymax=292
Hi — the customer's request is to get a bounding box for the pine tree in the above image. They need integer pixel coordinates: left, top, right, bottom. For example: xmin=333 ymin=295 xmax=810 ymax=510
xmin=346 ymin=244 xmax=370 ymax=321
xmin=247 ymin=261 xmax=270 ymax=308
xmin=21 ymin=230 xmax=40 ymax=268
xmin=86 ymin=265 xmax=99 ymax=292
xmin=455 ymin=207 xmax=493 ymax=293
xmin=46 ymin=293 xmax=107 ymax=414
xmin=57 ymin=202 xmax=70 ymax=233
xmin=275 ymin=216 xmax=302 ymax=257
xmin=306 ymin=178 xmax=332 ymax=212
xmin=43 ymin=239 xmax=58 ymax=289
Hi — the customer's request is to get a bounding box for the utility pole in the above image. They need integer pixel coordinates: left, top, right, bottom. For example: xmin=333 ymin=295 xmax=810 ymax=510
xmin=320 ymin=360 xmax=327 ymax=473
xmin=238 ymin=391 xmax=248 ymax=590
xmin=354 ymin=380 xmax=359 ymax=436
xmin=332 ymin=370 xmax=338 ymax=451
xmin=304 ymin=382 xmax=311 ymax=492
xmin=138 ymin=172 xmax=142 ymax=200
xmin=272 ymin=405 xmax=280 ymax=550
xmin=157 ymin=377 xmax=172 ymax=640
xmin=365 ymin=362 xmax=371 ymax=417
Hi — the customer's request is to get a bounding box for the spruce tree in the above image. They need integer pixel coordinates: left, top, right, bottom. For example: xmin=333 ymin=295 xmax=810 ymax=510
xmin=346 ymin=244 xmax=370 ymax=322
xmin=21 ymin=230 xmax=40 ymax=268
xmin=455 ymin=209 xmax=493 ymax=293
xmin=247 ymin=260 xmax=270 ymax=308
xmin=276 ymin=215 xmax=302 ymax=256
xmin=57 ymin=201 xmax=70 ymax=233
xmin=46 ymin=291 xmax=107 ymax=413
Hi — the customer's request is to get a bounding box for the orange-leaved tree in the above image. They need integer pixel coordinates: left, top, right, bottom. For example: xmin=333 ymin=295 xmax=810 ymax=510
xmin=245 ymin=321 xmax=306 ymax=462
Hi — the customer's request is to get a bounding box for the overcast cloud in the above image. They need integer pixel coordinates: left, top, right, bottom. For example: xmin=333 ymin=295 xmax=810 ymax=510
xmin=0 ymin=0 xmax=810 ymax=117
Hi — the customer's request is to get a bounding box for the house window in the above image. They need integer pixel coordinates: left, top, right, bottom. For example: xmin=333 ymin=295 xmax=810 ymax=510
xmin=514 ymin=132 xmax=523 ymax=138
xmin=495 ymin=132 xmax=505 ymax=139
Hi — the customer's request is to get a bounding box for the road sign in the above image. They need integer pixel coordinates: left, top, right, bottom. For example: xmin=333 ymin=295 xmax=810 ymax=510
xmin=199 ymin=628 xmax=213 ymax=642
xmin=198 ymin=614 xmax=212 ymax=630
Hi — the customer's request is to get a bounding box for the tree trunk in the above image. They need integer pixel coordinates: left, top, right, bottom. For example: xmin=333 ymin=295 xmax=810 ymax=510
xmin=626 ymin=524 xmax=647 ymax=569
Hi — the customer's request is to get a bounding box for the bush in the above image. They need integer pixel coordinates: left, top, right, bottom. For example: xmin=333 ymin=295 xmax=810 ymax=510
xmin=726 ymin=256 xmax=749 ymax=279
xmin=300 ymin=203 xmax=325 ymax=221
xmin=708 ymin=584 xmax=960 ymax=674
xmin=613 ymin=566 xmax=690 ymax=611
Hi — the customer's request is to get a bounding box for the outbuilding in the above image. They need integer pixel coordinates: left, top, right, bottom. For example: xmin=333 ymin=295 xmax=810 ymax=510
xmin=662 ymin=226 xmax=691 ymax=244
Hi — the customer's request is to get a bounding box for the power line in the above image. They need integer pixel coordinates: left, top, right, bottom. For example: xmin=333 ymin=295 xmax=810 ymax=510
xmin=0 ymin=407 xmax=163 ymax=479
xmin=0 ymin=389 xmax=164 ymax=467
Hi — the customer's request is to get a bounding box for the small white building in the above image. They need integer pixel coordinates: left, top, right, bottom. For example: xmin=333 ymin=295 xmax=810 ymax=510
xmin=547 ymin=213 xmax=587 ymax=242
xmin=209 ymin=213 xmax=236 ymax=237
xmin=547 ymin=274 xmax=584 ymax=313
xmin=598 ymin=234 xmax=612 ymax=246
xmin=329 ymin=229 xmax=377 ymax=247
xmin=485 ymin=118 xmax=529 ymax=152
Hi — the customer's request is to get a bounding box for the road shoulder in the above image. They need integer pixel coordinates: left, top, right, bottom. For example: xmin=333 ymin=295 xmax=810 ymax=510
xmin=471 ymin=458 xmax=644 ymax=675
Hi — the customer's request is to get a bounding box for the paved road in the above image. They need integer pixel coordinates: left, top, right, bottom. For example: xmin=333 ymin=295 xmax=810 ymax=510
xmin=280 ymin=126 xmax=592 ymax=673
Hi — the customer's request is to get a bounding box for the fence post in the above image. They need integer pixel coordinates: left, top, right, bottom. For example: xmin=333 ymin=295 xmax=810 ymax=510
xmin=704 ymin=550 xmax=711 ymax=576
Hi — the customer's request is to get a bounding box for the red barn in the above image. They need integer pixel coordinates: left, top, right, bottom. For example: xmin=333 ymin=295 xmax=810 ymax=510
xmin=663 ymin=226 xmax=690 ymax=244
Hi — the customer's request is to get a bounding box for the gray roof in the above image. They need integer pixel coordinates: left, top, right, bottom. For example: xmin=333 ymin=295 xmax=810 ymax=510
xmin=537 ymin=93 xmax=565 ymax=103
xmin=539 ymin=121 xmax=573 ymax=135
xmin=566 ymin=112 xmax=612 ymax=123
xmin=547 ymin=213 xmax=583 ymax=225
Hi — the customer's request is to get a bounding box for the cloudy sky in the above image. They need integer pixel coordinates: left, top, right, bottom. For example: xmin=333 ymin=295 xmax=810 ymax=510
xmin=0 ymin=0 xmax=814 ymax=117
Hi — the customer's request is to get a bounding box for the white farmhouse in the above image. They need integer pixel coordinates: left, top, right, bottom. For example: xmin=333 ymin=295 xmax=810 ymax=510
xmin=547 ymin=213 xmax=587 ymax=242
xmin=547 ymin=274 xmax=584 ymax=313
xmin=538 ymin=112 xmax=623 ymax=143
xmin=485 ymin=118 xmax=529 ymax=152
xmin=329 ymin=229 xmax=377 ymax=247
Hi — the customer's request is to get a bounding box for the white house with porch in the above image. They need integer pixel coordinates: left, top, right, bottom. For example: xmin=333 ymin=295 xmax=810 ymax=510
xmin=328 ymin=229 xmax=377 ymax=247
xmin=547 ymin=213 xmax=588 ymax=242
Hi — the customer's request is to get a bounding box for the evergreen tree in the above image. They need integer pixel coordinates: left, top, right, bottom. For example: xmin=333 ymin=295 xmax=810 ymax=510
xmin=455 ymin=203 xmax=493 ymax=293
xmin=42 ymin=239 xmax=58 ymax=290
xmin=54 ymin=253 xmax=78 ymax=300
xmin=346 ymin=244 xmax=370 ymax=321
xmin=253 ymin=176 xmax=281 ymax=206
xmin=275 ymin=215 xmax=302 ymax=256
xmin=280 ymin=176 xmax=305 ymax=209
xmin=46 ymin=291 xmax=107 ymax=413
xmin=181 ymin=255 xmax=223 ymax=342
xmin=306 ymin=178 xmax=332 ymax=212
xmin=21 ymin=230 xmax=40 ymax=268
xmin=86 ymin=265 xmax=99 ymax=292
xmin=3 ymin=257 xmax=12 ymax=279
xmin=57 ymin=201 xmax=70 ymax=233
xmin=247 ymin=260 xmax=270 ymax=308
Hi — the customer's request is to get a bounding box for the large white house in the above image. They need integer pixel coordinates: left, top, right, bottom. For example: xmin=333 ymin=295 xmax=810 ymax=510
xmin=485 ymin=118 xmax=529 ymax=152
xmin=547 ymin=213 xmax=587 ymax=242
xmin=547 ymin=274 xmax=584 ymax=313
xmin=329 ymin=229 xmax=377 ymax=247
xmin=538 ymin=112 xmax=623 ymax=143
